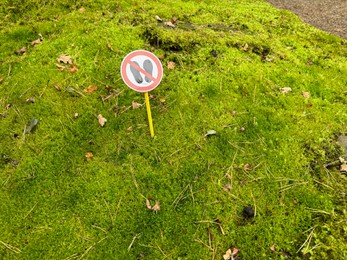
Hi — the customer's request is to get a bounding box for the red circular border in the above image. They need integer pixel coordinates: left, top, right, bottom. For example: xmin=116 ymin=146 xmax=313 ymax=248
xmin=120 ymin=50 xmax=163 ymax=92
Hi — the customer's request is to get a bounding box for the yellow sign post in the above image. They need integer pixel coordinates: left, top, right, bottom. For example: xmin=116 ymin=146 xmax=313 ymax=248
xmin=120 ymin=50 xmax=163 ymax=137
xmin=144 ymin=92 xmax=154 ymax=137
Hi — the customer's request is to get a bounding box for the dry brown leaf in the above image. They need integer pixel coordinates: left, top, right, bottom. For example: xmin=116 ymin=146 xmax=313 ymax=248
xmin=68 ymin=65 xmax=78 ymax=74
xmin=85 ymin=152 xmax=93 ymax=161
xmin=15 ymin=47 xmax=27 ymax=55
xmin=168 ymin=61 xmax=175 ymax=70
xmin=270 ymin=245 xmax=276 ymax=252
xmin=159 ymin=98 xmax=166 ymax=103
xmin=152 ymin=201 xmax=160 ymax=212
xmin=155 ymin=15 xmax=162 ymax=22
xmin=243 ymin=163 xmax=252 ymax=170
xmin=241 ymin=43 xmax=249 ymax=51
xmin=223 ymin=184 xmax=231 ymax=192
xmin=127 ymin=126 xmax=133 ymax=132
xmin=55 ymin=63 xmax=66 ymax=71
xmin=57 ymin=54 xmax=73 ymax=64
xmin=132 ymin=101 xmax=142 ymax=109
xmin=223 ymin=249 xmax=232 ymax=260
xmin=5 ymin=104 xmax=11 ymax=110
xmin=97 ymin=114 xmax=107 ymax=127
xmin=340 ymin=164 xmax=347 ymax=172
xmin=31 ymin=38 xmax=42 ymax=46
xmin=232 ymin=248 xmax=240 ymax=256
xmin=302 ymin=91 xmax=311 ymax=98
xmin=145 ymin=199 xmax=152 ymax=209
xmin=164 ymin=21 xmax=175 ymax=28
xmin=171 ymin=17 xmax=178 ymax=24
xmin=79 ymin=7 xmax=86 ymax=13
xmin=263 ymin=56 xmax=273 ymax=62
xmin=74 ymin=112 xmax=79 ymax=119
xmin=280 ymin=87 xmax=292 ymax=94
xmin=84 ymin=85 xmax=98 ymax=93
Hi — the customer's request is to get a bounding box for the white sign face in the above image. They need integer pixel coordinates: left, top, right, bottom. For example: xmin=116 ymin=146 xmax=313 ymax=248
xmin=120 ymin=50 xmax=163 ymax=93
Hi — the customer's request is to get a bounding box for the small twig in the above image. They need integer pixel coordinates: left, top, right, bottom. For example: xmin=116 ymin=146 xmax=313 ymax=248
xmin=92 ymin=225 xmax=108 ymax=234
xmin=103 ymin=198 xmax=114 ymax=225
xmin=23 ymin=202 xmax=38 ymax=219
xmin=297 ymin=227 xmax=315 ymax=254
xmin=172 ymin=184 xmax=190 ymax=208
xmin=78 ymin=237 xmax=107 ymax=259
xmin=0 ymin=240 xmax=21 ymax=254
xmin=194 ymin=238 xmax=214 ymax=252
xmin=128 ymin=233 xmax=141 ymax=252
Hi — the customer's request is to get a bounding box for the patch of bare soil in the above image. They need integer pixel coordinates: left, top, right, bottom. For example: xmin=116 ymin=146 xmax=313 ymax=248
xmin=267 ymin=0 xmax=347 ymax=39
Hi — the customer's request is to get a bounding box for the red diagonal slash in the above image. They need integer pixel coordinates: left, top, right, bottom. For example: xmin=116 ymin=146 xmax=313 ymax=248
xmin=129 ymin=61 xmax=156 ymax=82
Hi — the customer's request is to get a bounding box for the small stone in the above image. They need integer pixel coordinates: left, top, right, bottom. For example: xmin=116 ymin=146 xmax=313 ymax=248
xmin=243 ymin=206 xmax=255 ymax=218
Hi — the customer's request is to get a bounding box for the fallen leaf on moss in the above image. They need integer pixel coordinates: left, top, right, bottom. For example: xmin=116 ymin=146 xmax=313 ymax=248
xmin=84 ymin=85 xmax=98 ymax=93
xmin=145 ymin=199 xmax=161 ymax=212
xmin=15 ymin=47 xmax=27 ymax=55
xmin=340 ymin=164 xmax=347 ymax=172
xmin=5 ymin=104 xmax=11 ymax=110
xmin=223 ymin=247 xmax=240 ymax=260
xmin=132 ymin=101 xmax=142 ymax=109
xmin=159 ymin=98 xmax=166 ymax=103
xmin=79 ymin=7 xmax=86 ymax=13
xmin=270 ymin=245 xmax=276 ymax=252
xmin=302 ymin=91 xmax=311 ymax=98
xmin=168 ymin=61 xmax=175 ymax=70
xmin=152 ymin=201 xmax=160 ymax=212
xmin=31 ymin=38 xmax=42 ymax=46
xmin=85 ymin=152 xmax=93 ymax=161
xmin=280 ymin=87 xmax=292 ymax=94
xmin=223 ymin=184 xmax=231 ymax=192
xmin=262 ymin=56 xmax=273 ymax=62
xmin=155 ymin=15 xmax=162 ymax=22
xmin=145 ymin=199 xmax=152 ymax=210
xmin=68 ymin=65 xmax=78 ymax=74
xmin=74 ymin=112 xmax=79 ymax=119
xmin=164 ymin=21 xmax=175 ymax=28
xmin=205 ymin=130 xmax=217 ymax=136
xmin=57 ymin=54 xmax=73 ymax=64
xmin=223 ymin=249 xmax=232 ymax=260
xmin=241 ymin=43 xmax=249 ymax=51
xmin=171 ymin=17 xmax=178 ymax=24
xmin=97 ymin=114 xmax=107 ymax=127
xmin=243 ymin=163 xmax=252 ymax=170
xmin=55 ymin=63 xmax=66 ymax=71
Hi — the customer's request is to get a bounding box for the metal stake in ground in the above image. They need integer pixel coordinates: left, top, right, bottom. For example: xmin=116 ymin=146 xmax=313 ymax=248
xmin=120 ymin=50 xmax=163 ymax=137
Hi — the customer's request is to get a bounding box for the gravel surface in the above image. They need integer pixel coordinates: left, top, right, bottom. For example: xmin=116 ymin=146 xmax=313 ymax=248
xmin=266 ymin=0 xmax=347 ymax=39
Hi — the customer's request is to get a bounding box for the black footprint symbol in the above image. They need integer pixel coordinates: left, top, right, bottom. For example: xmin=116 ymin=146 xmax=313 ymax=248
xmin=130 ymin=61 xmax=143 ymax=84
xmin=143 ymin=59 xmax=153 ymax=83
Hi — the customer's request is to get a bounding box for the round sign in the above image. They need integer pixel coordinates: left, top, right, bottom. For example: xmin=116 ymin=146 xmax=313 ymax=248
xmin=120 ymin=50 xmax=163 ymax=92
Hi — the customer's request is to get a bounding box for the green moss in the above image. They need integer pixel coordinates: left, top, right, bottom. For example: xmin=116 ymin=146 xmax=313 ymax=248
xmin=1 ymin=0 xmax=347 ymax=259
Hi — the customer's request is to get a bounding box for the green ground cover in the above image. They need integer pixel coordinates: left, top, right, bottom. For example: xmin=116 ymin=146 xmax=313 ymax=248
xmin=1 ymin=0 xmax=347 ymax=259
